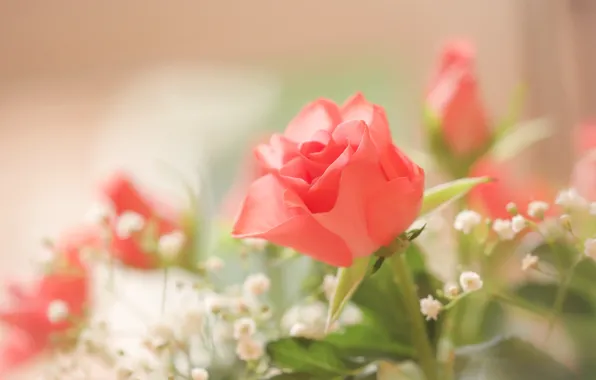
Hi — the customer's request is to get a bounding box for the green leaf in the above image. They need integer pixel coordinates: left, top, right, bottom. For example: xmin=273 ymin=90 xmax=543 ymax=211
xmin=266 ymin=337 xmax=363 ymax=376
xmin=420 ymin=177 xmax=493 ymax=216
xmin=325 ymin=325 xmax=415 ymax=361
xmin=514 ymin=283 xmax=594 ymax=316
xmin=327 ymin=257 xmax=372 ymax=328
xmin=490 ymin=118 xmax=551 ymax=162
xmin=267 ymin=373 xmax=320 ymax=380
xmin=455 ymin=337 xmax=577 ymax=380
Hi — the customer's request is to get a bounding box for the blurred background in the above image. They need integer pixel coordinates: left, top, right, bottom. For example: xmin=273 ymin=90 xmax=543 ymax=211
xmin=0 ymin=1 xmax=595 ymax=376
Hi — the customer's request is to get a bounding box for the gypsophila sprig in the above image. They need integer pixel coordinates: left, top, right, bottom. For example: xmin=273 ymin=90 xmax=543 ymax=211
xmin=420 ymin=295 xmax=442 ymax=321
xmin=454 ymin=210 xmax=482 ymax=234
xmin=115 ymin=211 xmax=145 ymax=239
xmin=555 ymin=188 xmax=588 ymax=210
xmin=459 ymin=271 xmax=483 ymax=292
xmin=47 ymin=300 xmax=69 ymax=324
xmin=521 ymin=253 xmax=539 ymax=271
xmin=492 ymin=219 xmax=516 ymax=240
xmin=511 ymin=215 xmax=527 ymax=233
xmin=528 ymin=201 xmax=550 ymax=219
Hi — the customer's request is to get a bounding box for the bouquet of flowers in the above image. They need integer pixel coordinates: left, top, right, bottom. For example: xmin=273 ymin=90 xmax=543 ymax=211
xmin=3 ymin=40 xmax=596 ymax=380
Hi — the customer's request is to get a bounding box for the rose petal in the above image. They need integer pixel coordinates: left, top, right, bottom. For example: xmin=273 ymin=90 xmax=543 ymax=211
xmin=341 ymin=92 xmax=392 ymax=150
xmin=255 ymin=134 xmax=299 ymax=172
xmin=284 ymin=99 xmax=342 ymax=143
xmin=102 ymin=172 xmax=153 ymax=217
xmin=366 ymin=175 xmax=424 ymax=247
xmin=0 ymin=331 xmax=43 ymax=376
xmin=232 ymin=174 xmax=352 ymax=266
xmin=313 ymin=125 xmax=390 ymax=256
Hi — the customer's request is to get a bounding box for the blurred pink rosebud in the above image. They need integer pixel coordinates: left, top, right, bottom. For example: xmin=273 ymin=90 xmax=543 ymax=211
xmin=101 ymin=172 xmax=181 ymax=269
xmin=426 ymin=40 xmax=492 ymax=157
xmin=0 ymin=227 xmax=98 ymax=375
xmin=571 ymin=150 xmax=596 ymax=202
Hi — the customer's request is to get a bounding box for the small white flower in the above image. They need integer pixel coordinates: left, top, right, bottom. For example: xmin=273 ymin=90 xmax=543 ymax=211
xmin=459 ymin=271 xmax=483 ymax=292
xmin=181 ymin=307 xmax=204 ymax=335
xmin=205 ymin=257 xmax=225 ymax=272
xmin=584 ymin=238 xmax=596 ymax=258
xmin=555 ymin=188 xmax=588 ymax=210
xmin=191 ymin=368 xmax=209 ymax=380
xmin=148 ymin=322 xmax=176 ymax=344
xmin=511 ymin=215 xmax=527 ymax=233
xmin=289 ymin=323 xmax=310 ymax=337
xmin=527 ymin=201 xmax=549 ymax=219
xmin=506 ymin=202 xmax=518 ymax=215
xmin=233 ymin=317 xmax=256 ymax=340
xmin=453 ymin=210 xmax=482 ymax=234
xmin=443 ymin=282 xmax=459 ymax=299
xmin=158 ymin=231 xmax=186 ymax=260
xmin=85 ymin=201 xmax=115 ymax=225
xmin=322 ymin=274 xmax=338 ymax=301
xmin=521 ymin=253 xmax=539 ymax=271
xmin=47 ymin=300 xmax=69 ymax=324
xmin=419 ymin=295 xmax=442 ymax=321
xmin=340 ymin=304 xmax=363 ymax=325
xmin=492 ymin=219 xmax=516 ymax=240
xmin=590 ymin=202 xmax=596 ymax=216
xmin=115 ymin=211 xmax=145 ymax=239
xmin=236 ymin=338 xmax=264 ymax=361
xmin=243 ymin=273 xmax=271 ymax=296
xmin=205 ymin=294 xmax=227 ymax=314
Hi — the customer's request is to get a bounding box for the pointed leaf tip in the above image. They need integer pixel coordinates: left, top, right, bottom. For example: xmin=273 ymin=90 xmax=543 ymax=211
xmin=420 ymin=176 xmax=492 ymax=216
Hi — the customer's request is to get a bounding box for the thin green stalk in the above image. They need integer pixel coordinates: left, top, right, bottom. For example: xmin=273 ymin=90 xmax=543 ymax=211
xmin=389 ymin=253 xmax=438 ymax=380
xmin=546 ymin=256 xmax=583 ymax=340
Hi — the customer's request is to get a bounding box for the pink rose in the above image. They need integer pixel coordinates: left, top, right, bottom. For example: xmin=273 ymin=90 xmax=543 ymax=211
xmin=232 ymin=93 xmax=424 ymax=267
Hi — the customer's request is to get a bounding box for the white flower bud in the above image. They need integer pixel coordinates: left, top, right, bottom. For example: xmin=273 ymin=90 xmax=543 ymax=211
xmin=521 ymin=253 xmax=539 ymax=271
xmin=492 ymin=219 xmax=516 ymax=240
xmin=158 ymin=231 xmax=186 ymax=260
xmin=443 ymin=282 xmax=459 ymax=299
xmin=191 ymin=368 xmax=209 ymax=380
xmin=340 ymin=304 xmax=363 ymax=325
xmin=453 ymin=210 xmax=482 ymax=234
xmin=555 ymin=188 xmax=588 ymax=210
xmin=511 ymin=215 xmax=527 ymax=233
xmin=235 ymin=338 xmax=264 ymax=361
xmin=322 ymin=274 xmax=338 ymax=301
xmin=459 ymin=271 xmax=483 ymax=292
xmin=527 ymin=201 xmax=549 ymax=219
xmin=233 ymin=317 xmax=256 ymax=340
xmin=205 ymin=257 xmax=225 ymax=272
xmin=115 ymin=211 xmax=145 ymax=239
xmin=584 ymin=238 xmax=596 ymax=259
xmin=243 ymin=273 xmax=270 ymax=296
xmin=289 ymin=323 xmax=310 ymax=337
xmin=205 ymin=295 xmax=227 ymax=314
xmin=419 ymin=295 xmax=442 ymax=321
xmin=506 ymin=202 xmax=518 ymax=215
xmin=47 ymin=300 xmax=69 ymax=324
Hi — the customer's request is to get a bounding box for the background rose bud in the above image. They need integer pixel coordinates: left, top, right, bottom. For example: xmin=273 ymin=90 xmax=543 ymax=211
xmin=426 ymin=40 xmax=492 ymax=160
xmin=232 ymin=93 xmax=424 ymax=267
xmin=101 ymin=172 xmax=182 ymax=269
xmin=468 ymin=158 xmax=554 ymax=220
xmin=571 ymin=149 xmax=596 ymax=202
xmin=574 ymin=122 xmax=596 ymax=156
xmin=0 ymin=227 xmax=96 ymax=375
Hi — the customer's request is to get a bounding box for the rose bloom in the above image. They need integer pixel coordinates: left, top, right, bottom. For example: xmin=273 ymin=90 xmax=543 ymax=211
xmin=232 ymin=93 xmax=424 ymax=267
xmin=0 ymin=227 xmax=98 ymax=375
xmin=468 ymin=158 xmax=554 ymax=220
xmin=101 ymin=172 xmax=182 ymax=269
xmin=426 ymin=40 xmax=492 ymax=157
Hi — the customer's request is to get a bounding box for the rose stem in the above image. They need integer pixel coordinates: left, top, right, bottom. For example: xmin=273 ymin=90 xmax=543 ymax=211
xmin=389 ymin=250 xmax=438 ymax=380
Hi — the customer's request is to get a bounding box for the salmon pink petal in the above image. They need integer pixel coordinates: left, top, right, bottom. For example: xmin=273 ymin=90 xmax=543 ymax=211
xmin=232 ymin=174 xmax=351 ymax=266
xmin=313 ymin=127 xmax=389 ymax=256
xmin=437 ymin=39 xmax=474 ymax=74
xmin=341 ymin=92 xmax=392 ymax=150
xmin=111 ymin=238 xmax=159 ymax=269
xmin=284 ymin=99 xmax=342 ymax=143
xmin=366 ymin=175 xmax=424 ymax=246
xmin=102 ymin=172 xmax=153 ymax=218
xmin=575 ymin=122 xmax=596 ymax=155
xmin=255 ymin=134 xmax=299 ymax=172
xmin=0 ymin=331 xmax=43 ymax=375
